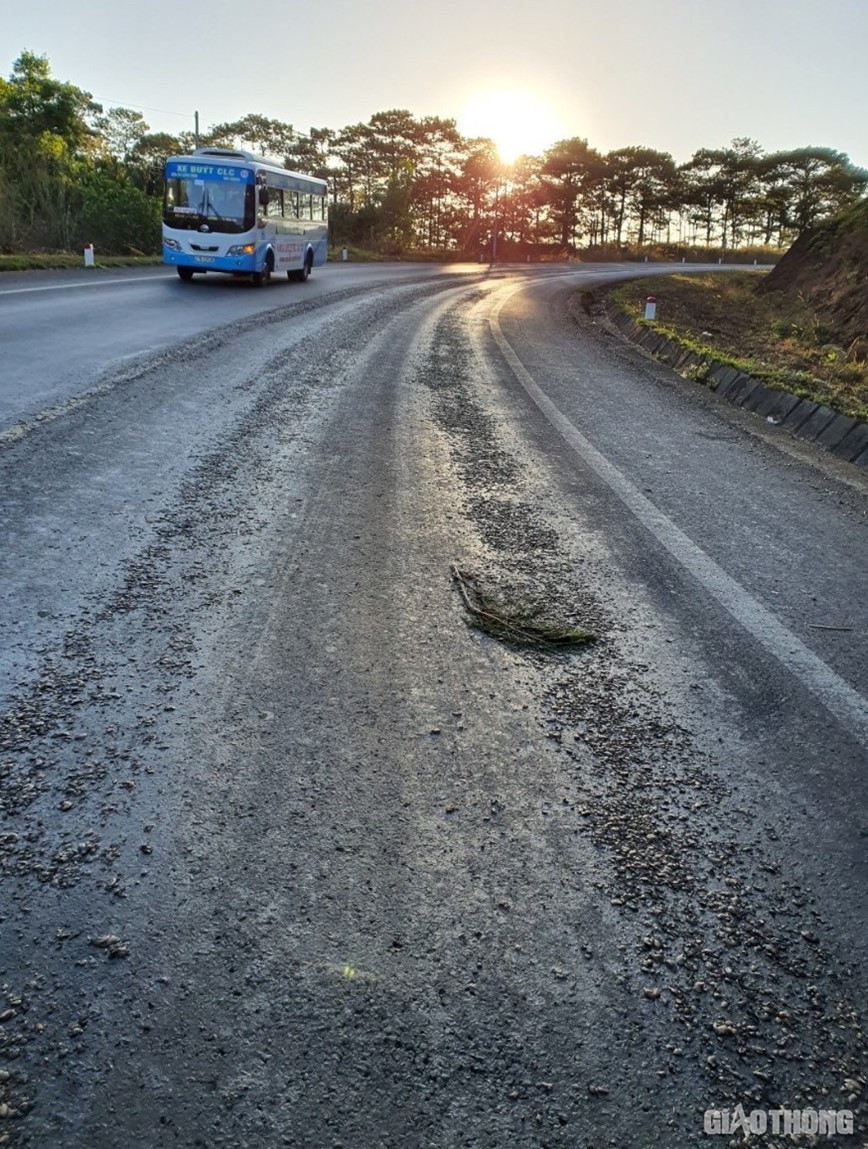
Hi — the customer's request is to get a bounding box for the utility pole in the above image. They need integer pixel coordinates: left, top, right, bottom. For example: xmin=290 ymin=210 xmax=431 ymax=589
xmin=491 ymin=179 xmax=499 ymax=265
xmin=194 ymin=111 xmax=200 ymax=149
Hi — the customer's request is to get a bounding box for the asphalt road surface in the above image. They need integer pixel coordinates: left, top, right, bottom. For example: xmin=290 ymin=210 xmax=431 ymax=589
xmin=1 ymin=263 xmax=866 ymax=1148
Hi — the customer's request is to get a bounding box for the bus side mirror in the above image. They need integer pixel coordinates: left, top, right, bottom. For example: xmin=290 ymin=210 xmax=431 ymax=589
xmin=258 ymin=187 xmax=269 ymax=207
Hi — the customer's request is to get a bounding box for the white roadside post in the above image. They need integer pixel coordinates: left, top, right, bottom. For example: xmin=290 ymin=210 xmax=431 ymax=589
xmin=83 ymin=243 xmax=95 ymax=268
xmin=644 ymin=296 xmax=657 ymax=321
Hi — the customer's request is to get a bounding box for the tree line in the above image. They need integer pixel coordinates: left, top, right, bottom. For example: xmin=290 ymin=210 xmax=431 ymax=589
xmin=1 ymin=51 xmax=866 ymax=258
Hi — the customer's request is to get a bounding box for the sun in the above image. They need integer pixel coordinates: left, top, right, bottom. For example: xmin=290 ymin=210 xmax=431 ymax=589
xmin=458 ymin=88 xmax=564 ymax=164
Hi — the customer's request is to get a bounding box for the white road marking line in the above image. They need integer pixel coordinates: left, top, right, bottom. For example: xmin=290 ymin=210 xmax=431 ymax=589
xmin=0 ymin=274 xmax=174 ymax=296
xmin=490 ymin=290 xmax=868 ymax=745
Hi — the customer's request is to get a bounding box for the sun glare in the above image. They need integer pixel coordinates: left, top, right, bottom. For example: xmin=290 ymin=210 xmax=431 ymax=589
xmin=459 ymin=88 xmax=563 ymax=164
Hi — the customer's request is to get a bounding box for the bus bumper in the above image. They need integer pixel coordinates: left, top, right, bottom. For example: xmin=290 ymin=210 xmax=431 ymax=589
xmin=163 ymin=248 xmax=257 ymax=275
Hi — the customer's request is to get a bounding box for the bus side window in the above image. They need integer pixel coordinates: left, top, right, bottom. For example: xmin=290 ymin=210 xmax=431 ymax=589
xmin=267 ymin=189 xmax=284 ymax=218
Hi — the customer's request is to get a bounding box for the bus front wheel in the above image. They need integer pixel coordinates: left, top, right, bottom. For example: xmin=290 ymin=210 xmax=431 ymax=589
xmin=252 ymin=255 xmax=273 ymax=287
xmin=177 ymin=267 xmax=195 ymax=282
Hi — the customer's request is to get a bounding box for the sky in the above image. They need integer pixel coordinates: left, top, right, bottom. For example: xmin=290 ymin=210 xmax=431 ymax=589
xmin=2 ymin=0 xmax=867 ymax=167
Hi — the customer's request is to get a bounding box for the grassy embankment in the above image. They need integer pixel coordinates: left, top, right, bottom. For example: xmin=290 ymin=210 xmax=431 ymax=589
xmin=0 ymin=253 xmax=161 ymax=271
xmin=610 ymin=272 xmax=868 ymax=424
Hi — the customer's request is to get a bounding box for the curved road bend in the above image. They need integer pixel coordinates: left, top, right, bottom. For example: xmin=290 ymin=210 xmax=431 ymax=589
xmin=0 ymin=264 xmax=865 ymax=1147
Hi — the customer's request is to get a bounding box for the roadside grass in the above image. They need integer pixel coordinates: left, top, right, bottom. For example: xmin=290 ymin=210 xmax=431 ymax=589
xmin=327 ymin=245 xmax=383 ymax=263
xmin=327 ymin=245 xmax=466 ymax=263
xmin=609 ymin=272 xmax=868 ymax=423
xmin=0 ymin=253 xmax=162 ymax=272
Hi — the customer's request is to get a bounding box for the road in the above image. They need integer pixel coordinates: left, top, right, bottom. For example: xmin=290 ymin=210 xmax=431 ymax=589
xmin=1 ymin=262 xmax=865 ymax=1147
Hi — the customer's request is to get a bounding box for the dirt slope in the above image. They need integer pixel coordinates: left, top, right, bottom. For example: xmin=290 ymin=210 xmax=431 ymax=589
xmin=758 ymin=197 xmax=868 ymax=349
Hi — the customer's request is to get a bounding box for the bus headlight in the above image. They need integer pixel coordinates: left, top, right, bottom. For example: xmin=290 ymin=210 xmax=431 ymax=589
xmin=163 ymin=238 xmax=182 ymax=251
xmin=227 ymin=243 xmax=256 ymax=256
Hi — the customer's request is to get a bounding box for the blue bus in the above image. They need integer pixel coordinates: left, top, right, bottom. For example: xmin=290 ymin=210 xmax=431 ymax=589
xmin=162 ymin=147 xmax=328 ymax=285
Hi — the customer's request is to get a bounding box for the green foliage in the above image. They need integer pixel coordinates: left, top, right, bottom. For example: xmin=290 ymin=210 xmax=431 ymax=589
xmin=72 ymin=169 xmax=161 ymax=253
xmin=0 ymin=51 xmax=99 ymax=151
xmin=204 ymin=113 xmax=296 ymax=157
xmin=540 ymin=137 xmax=604 ymax=250
xmin=0 ymin=53 xmax=176 ymax=253
xmin=95 ymin=107 xmax=148 ymax=161
xmin=761 ymin=147 xmax=868 ymax=233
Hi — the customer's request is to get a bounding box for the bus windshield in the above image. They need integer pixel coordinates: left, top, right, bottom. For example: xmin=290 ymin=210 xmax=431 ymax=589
xmin=163 ymin=178 xmax=255 ymax=234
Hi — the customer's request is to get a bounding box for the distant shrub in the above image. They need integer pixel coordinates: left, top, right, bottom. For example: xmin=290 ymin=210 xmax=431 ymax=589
xmin=72 ymin=170 xmax=161 ymax=254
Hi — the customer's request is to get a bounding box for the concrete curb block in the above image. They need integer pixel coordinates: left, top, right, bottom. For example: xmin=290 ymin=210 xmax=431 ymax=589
xmin=779 ymin=398 xmax=818 ymax=433
xmin=610 ymin=312 xmax=867 ymax=467
xmin=816 ymin=413 xmax=860 ymax=451
xmin=712 ymin=370 xmax=747 ymax=400
xmin=741 ymin=383 xmax=778 ymax=413
xmin=796 ymin=405 xmax=838 ymax=442
xmin=707 ymin=365 xmax=738 ymax=390
xmin=833 ymin=423 xmax=868 ymax=462
xmin=752 ymin=390 xmax=803 ymax=422
xmin=727 ymin=375 xmax=762 ymax=407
